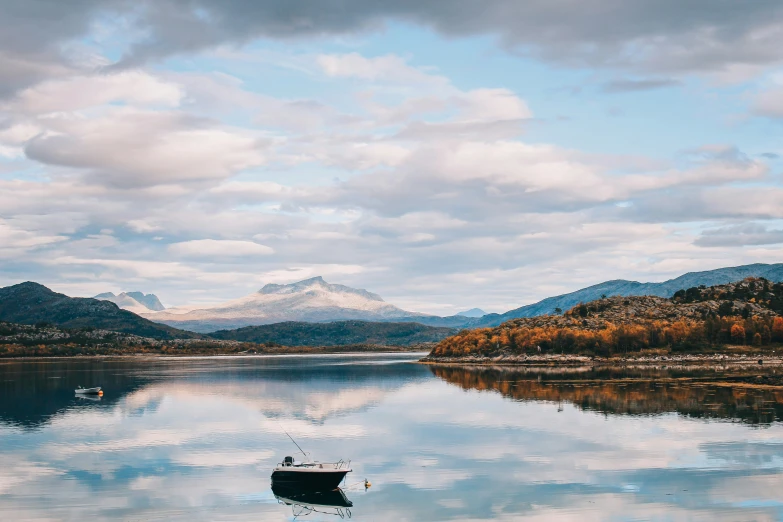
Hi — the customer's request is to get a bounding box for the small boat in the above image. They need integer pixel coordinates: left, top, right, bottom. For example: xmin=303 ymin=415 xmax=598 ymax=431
xmin=271 ymin=456 xmax=352 ymax=490
xmin=74 ymin=386 xmax=102 ymax=395
xmin=272 ymin=429 xmax=352 ymax=491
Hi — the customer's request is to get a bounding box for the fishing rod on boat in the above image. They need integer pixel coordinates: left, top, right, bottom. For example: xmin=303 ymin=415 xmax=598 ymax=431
xmin=280 ymin=425 xmax=309 ymax=459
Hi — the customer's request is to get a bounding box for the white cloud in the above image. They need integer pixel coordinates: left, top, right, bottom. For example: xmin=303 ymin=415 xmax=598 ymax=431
xmin=0 ymin=38 xmax=780 ymax=316
xmin=257 ymin=265 xmax=369 ymax=284
xmin=0 ymin=218 xmax=67 ymax=258
xmin=0 ymin=123 xmax=41 ymax=157
xmin=168 ymin=239 xmax=275 ymax=258
xmin=455 ymin=88 xmax=532 ymax=121
xmin=24 ymin=108 xmax=269 ymax=188
xmin=317 ymin=53 xmax=449 ymax=88
xmin=126 ymin=220 xmax=163 ymax=233
xmin=8 ymin=70 xmax=183 ymax=114
xmin=317 ymin=141 xmax=411 ymax=170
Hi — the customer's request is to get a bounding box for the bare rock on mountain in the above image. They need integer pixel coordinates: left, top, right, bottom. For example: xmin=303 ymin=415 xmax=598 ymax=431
xmin=94 ymin=291 xmax=165 ymax=312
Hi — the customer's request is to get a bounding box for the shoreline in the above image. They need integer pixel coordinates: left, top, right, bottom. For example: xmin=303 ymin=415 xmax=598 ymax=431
xmin=420 ymin=353 xmax=783 ymax=367
xmin=0 ymin=349 xmax=429 ymax=361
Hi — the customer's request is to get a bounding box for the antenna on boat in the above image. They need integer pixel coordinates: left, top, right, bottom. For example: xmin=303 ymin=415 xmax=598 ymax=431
xmin=281 ymin=426 xmax=309 ymax=458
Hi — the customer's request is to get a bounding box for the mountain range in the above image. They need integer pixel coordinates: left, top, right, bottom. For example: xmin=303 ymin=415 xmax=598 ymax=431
xmin=94 ymin=291 xmax=165 ymax=313
xmin=0 ymin=282 xmax=451 ymax=347
xmin=140 ymin=276 xmax=427 ymax=333
xmin=4 ymin=262 xmax=782 ymax=344
xmin=133 ymin=262 xmax=783 ymax=332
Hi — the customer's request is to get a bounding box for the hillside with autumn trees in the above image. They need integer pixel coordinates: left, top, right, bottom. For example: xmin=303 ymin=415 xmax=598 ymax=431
xmin=428 ymin=277 xmax=783 ymax=359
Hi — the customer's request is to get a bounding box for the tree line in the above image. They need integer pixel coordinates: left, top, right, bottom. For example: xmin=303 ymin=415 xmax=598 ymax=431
xmin=432 ymin=315 xmax=783 ymax=357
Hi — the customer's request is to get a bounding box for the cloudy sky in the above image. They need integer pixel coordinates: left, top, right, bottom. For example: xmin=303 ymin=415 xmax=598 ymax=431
xmin=1 ymin=0 xmax=782 ymax=315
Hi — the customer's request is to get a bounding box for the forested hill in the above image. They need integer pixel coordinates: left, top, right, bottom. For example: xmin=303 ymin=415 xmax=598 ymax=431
xmin=429 ymin=278 xmax=783 ymax=359
xmin=210 ymin=320 xmax=455 ymax=346
xmin=471 ymin=262 xmax=783 ymax=327
xmin=0 ymin=282 xmax=200 ymax=340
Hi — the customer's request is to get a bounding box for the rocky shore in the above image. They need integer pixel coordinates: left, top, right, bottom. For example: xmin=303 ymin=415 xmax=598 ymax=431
xmin=420 ymin=352 xmax=783 ymax=367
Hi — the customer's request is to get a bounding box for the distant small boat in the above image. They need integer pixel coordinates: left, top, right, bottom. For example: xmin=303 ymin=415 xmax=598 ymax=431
xmin=75 ymin=386 xmax=102 ymax=395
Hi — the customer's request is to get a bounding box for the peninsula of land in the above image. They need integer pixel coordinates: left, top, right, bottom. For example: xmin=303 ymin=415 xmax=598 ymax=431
xmin=423 ymin=277 xmax=783 ymax=367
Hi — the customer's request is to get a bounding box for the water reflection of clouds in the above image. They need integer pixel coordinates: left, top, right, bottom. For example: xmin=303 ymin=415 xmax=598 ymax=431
xmin=172 ymin=450 xmax=275 ymax=468
xmin=404 ymin=385 xmax=782 ymax=469
xmin=1 ymin=357 xmax=783 ymax=520
xmin=123 ymin=380 xmax=395 ymax=424
xmin=0 ymin=456 xmax=63 ymax=495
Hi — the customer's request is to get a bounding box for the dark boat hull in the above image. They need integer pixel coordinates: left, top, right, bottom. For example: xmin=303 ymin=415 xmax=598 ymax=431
xmin=271 ymin=470 xmax=349 ymax=490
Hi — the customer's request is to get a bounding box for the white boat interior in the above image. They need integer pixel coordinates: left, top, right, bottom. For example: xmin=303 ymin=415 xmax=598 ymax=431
xmin=74 ymin=386 xmax=102 ymax=394
xmin=274 ymin=457 xmax=352 ymax=472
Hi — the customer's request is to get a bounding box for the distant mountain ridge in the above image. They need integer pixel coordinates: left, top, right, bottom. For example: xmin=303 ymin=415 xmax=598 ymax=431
xmin=0 ymin=282 xmax=198 ymax=340
xmin=470 ymin=263 xmax=783 ymax=327
xmin=94 ymin=291 xmax=165 ymax=313
xmin=1 ymin=262 xmax=782 ymax=348
xmin=210 ymin=320 xmax=454 ymax=346
xmin=141 ymin=263 xmax=783 ymax=332
xmin=143 ymin=276 xmax=429 ymax=333
xmin=457 ymin=308 xmax=486 ymax=318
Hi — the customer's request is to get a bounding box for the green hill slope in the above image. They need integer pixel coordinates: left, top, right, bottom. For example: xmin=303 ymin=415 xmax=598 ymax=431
xmin=210 ymin=320 xmax=455 ymax=346
xmin=0 ymin=282 xmax=200 ymax=340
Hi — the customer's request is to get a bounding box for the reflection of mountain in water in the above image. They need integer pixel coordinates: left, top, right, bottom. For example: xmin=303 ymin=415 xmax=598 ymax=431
xmin=124 ymin=358 xmax=430 ymax=423
xmin=0 ymin=355 xmax=429 ymax=429
xmin=430 ymin=365 xmax=783 ymax=425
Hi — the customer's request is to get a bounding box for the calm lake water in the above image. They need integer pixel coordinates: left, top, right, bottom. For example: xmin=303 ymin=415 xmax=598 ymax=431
xmin=2 ymin=354 xmax=783 ymax=521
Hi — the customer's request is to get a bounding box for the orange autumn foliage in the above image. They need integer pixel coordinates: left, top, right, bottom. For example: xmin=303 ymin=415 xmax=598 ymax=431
xmin=432 ymin=314 xmax=782 ymax=357
xmin=730 ymin=324 xmax=746 ymax=345
xmin=773 ymin=317 xmax=783 ymax=342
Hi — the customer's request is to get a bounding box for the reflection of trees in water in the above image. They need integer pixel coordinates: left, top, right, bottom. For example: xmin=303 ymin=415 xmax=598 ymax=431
xmin=430 ymin=365 xmax=783 ymax=425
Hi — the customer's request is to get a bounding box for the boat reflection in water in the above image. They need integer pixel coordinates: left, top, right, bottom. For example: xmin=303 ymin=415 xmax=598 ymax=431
xmin=272 ymin=484 xmax=353 ymax=519
xmin=74 ymin=394 xmax=101 ymax=401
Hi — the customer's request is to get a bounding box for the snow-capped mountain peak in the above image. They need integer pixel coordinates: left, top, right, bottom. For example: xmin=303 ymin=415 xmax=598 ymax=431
xmin=142 ymin=276 xmax=421 ymax=333
xmin=258 ymin=276 xmax=384 ymax=302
